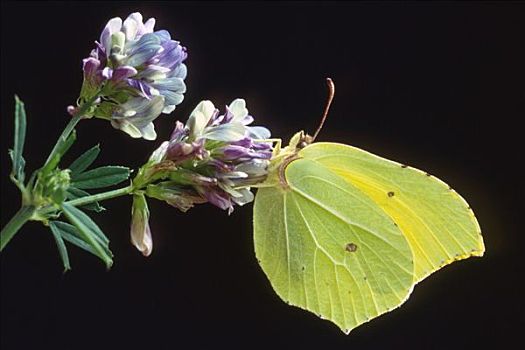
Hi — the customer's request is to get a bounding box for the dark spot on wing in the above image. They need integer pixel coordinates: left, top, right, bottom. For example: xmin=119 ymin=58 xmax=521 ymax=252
xmin=425 ymin=172 xmax=431 ymax=177
xmin=345 ymin=243 xmax=358 ymax=252
xmin=401 ymin=164 xmax=408 ymax=168
xmin=301 ymin=266 xmax=305 ymax=271
xmin=387 ymin=191 xmax=395 ymax=197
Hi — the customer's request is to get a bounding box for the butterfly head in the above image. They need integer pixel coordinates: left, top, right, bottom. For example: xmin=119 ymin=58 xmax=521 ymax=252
xmin=298 ymin=133 xmax=314 ymax=150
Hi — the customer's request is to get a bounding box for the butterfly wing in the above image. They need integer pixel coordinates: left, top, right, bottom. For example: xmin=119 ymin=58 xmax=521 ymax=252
xmin=299 ymin=142 xmax=485 ymax=284
xmin=253 ymin=158 xmax=414 ymax=333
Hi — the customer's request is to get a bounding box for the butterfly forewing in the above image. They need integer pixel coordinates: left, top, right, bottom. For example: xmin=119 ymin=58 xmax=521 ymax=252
xmin=299 ymin=142 xmax=484 ymax=284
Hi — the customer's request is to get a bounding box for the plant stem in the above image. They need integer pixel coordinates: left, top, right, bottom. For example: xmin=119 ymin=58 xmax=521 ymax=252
xmin=38 ymin=185 xmax=134 ymax=216
xmin=1 ymin=94 xmax=101 ymax=252
xmin=42 ymin=94 xmax=100 ymax=170
xmin=66 ymin=185 xmax=134 ymax=207
xmin=0 ymin=206 xmax=36 ymax=251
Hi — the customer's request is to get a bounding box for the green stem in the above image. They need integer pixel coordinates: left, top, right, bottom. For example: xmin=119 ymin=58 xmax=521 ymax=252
xmin=42 ymin=94 xmax=100 ymax=169
xmin=0 ymin=206 xmax=36 ymax=251
xmin=38 ymin=185 xmax=134 ymax=216
xmin=66 ymin=185 xmax=134 ymax=207
xmin=1 ymin=94 xmax=101 ymax=252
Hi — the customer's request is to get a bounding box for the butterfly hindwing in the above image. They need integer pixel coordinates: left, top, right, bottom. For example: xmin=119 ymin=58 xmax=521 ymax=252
xmin=253 ymin=158 xmax=414 ymax=333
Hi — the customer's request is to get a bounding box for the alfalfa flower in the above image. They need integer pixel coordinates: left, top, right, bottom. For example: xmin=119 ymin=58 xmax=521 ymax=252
xmin=134 ymin=98 xmax=272 ymax=214
xmin=69 ymin=12 xmax=188 ymax=140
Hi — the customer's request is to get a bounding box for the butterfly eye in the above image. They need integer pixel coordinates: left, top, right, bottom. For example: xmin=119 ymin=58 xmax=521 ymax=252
xmin=298 ymin=141 xmax=309 ymax=149
xmin=297 ymin=134 xmax=314 ymax=149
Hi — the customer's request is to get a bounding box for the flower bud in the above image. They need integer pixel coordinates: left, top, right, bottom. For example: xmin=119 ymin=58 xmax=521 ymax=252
xmin=41 ymin=169 xmax=71 ymax=205
xmin=130 ymin=193 xmax=152 ymax=256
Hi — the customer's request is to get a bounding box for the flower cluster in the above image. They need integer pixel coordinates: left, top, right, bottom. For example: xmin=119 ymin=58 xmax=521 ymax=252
xmin=130 ymin=99 xmax=273 ymax=255
xmin=70 ymin=12 xmax=187 ymax=140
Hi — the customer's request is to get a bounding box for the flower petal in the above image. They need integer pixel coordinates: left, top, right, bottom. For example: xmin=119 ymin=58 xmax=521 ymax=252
xmin=137 ymin=65 xmax=170 ymax=81
xmin=122 ymin=12 xmax=142 ymax=40
xmin=203 ymin=122 xmax=246 ymax=142
xmin=235 ymin=159 xmax=269 ymax=177
xmin=111 ymin=96 xmax=164 ymax=139
xmin=112 ymin=66 xmax=137 ymax=81
xmin=143 ymin=18 xmax=156 ymax=34
xmin=228 ymin=99 xmax=249 ymax=123
xmin=149 ymin=141 xmax=169 ymax=162
xmin=82 ymin=57 xmax=101 ymax=77
xmin=111 ymin=120 xmax=142 ymax=138
xmin=247 ymin=126 xmax=271 ymax=139
xmin=154 ymin=29 xmax=171 ymax=42
xmin=170 ymin=121 xmax=187 ymax=141
xmin=200 ymin=189 xmax=233 ymax=213
xmin=231 ymin=188 xmax=255 ymax=206
xmin=170 ymin=63 xmax=188 ymax=80
xmin=151 ymin=77 xmax=186 ymax=92
xmin=187 ymin=101 xmax=216 ymax=140
xmin=139 ymin=122 xmax=157 ymax=141
xmin=100 ymin=17 xmax=122 ymax=55
xmin=162 ymin=105 xmax=176 ymax=114
xmin=126 ymin=33 xmax=161 ymax=66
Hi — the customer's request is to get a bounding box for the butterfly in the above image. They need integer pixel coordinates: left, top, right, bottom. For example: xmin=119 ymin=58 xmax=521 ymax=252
xmin=252 ymin=79 xmax=485 ymax=334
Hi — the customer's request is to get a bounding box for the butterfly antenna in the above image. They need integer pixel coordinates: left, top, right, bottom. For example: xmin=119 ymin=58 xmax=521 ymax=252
xmin=311 ymin=77 xmax=335 ymax=142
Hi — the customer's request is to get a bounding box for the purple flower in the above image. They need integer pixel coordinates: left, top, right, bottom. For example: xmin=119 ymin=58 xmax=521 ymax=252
xmin=129 ymin=99 xmax=272 ymax=255
xmin=71 ymin=12 xmax=188 ymax=140
xmin=135 ymin=99 xmax=272 ymax=215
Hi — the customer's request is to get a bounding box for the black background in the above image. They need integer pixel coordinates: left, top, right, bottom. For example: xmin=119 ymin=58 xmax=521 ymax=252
xmin=1 ymin=2 xmax=524 ymax=349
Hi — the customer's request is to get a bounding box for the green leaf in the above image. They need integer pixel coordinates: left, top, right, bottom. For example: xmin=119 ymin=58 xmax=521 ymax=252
xmin=49 ymin=221 xmax=97 ymax=256
xmin=11 ymin=95 xmax=27 ymax=182
xmin=49 ymin=221 xmax=71 ymax=271
xmin=41 ymin=130 xmax=77 ymax=176
xmin=71 ymin=166 xmax=130 ymax=189
xmin=66 ymin=187 xmax=106 ymax=212
xmin=61 ymin=203 xmax=113 ymax=268
xmin=69 ymin=144 xmax=100 ymax=175
xmin=62 ymin=204 xmax=109 ymax=247
xmin=8 ymin=150 xmax=25 ymax=186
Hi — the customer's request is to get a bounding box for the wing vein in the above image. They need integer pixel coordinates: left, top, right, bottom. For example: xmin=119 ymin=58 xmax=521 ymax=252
xmin=292 ymin=186 xmax=401 ymax=254
xmin=283 ymin=193 xmax=292 ymax=301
